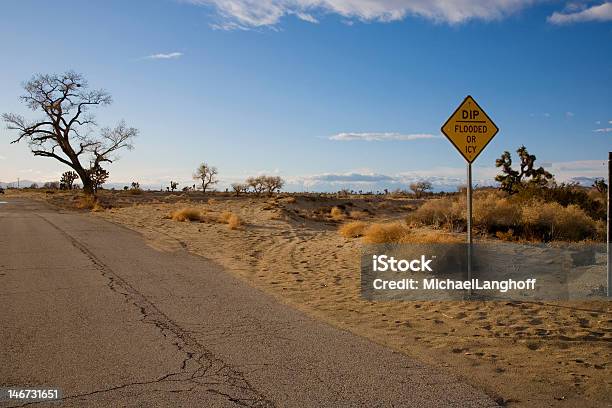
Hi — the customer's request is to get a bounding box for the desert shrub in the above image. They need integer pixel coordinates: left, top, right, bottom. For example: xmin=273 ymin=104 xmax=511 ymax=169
xmin=218 ymin=210 xmax=241 ymax=229
xmin=515 ymin=183 xmax=605 ymax=220
xmin=495 ymin=230 xmax=516 ymax=241
xmin=473 ymin=193 xmax=521 ymax=233
xmin=218 ymin=210 xmax=233 ymax=223
xmin=362 ymin=222 xmax=409 ymax=244
xmin=408 ymin=197 xmax=464 ymax=229
xmin=171 ymin=208 xmax=202 ymax=222
xmin=349 ymin=210 xmax=368 ymax=219
xmin=330 ymin=206 xmax=345 ymax=220
xmin=338 ymin=221 xmax=369 ymax=238
xmin=521 ymin=201 xmax=598 ymax=241
xmin=75 ymin=195 xmax=98 ymax=210
xmin=227 ymin=214 xmax=241 ymax=229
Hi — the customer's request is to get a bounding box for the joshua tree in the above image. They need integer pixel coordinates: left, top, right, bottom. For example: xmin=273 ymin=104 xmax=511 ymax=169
xmin=193 ymin=163 xmax=218 ymax=193
xmin=170 ymin=181 xmax=179 ymax=192
xmin=495 ymin=146 xmax=553 ymax=194
xmin=60 ymin=171 xmax=79 ymax=189
xmin=593 ymin=178 xmax=608 ymax=194
xmin=409 ymin=181 xmax=432 ymax=198
xmin=2 ymin=71 xmax=138 ymax=195
xmin=89 ymin=165 xmax=108 ymax=192
xmin=131 ymin=181 xmax=140 ymax=190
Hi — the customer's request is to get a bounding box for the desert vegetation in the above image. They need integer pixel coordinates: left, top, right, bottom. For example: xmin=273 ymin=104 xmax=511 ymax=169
xmin=167 ymin=206 xmax=241 ymax=230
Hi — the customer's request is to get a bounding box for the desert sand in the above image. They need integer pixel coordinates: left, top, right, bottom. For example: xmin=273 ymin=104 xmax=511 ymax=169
xmin=11 ymin=190 xmax=612 ymax=406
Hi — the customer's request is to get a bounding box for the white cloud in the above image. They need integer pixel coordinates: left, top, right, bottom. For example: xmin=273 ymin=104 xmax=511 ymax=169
xmin=609 ymin=120 xmax=612 ymax=124
xmin=186 ymin=0 xmax=543 ymax=29
xmin=295 ymin=12 xmax=319 ymax=23
xmin=329 ymin=132 xmax=440 ymax=141
xmin=548 ymin=2 xmax=612 ymax=24
xmin=145 ymin=52 xmax=184 ymax=59
xmin=565 ymin=111 xmax=574 ymax=117
xmin=593 ymin=127 xmax=612 ymax=132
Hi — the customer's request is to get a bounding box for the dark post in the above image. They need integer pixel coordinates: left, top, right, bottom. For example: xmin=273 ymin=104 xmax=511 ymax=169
xmin=608 ymin=152 xmax=612 ymax=297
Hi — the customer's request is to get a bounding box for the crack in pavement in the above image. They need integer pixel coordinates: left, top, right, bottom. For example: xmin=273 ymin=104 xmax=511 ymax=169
xmin=31 ymin=214 xmax=275 ymax=408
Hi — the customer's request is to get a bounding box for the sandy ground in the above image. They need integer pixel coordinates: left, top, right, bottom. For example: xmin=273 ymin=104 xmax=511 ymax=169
xmin=9 ymin=190 xmax=611 ymax=407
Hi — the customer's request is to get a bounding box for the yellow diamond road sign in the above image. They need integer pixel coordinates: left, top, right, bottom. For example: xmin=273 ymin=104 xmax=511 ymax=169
xmin=441 ymin=95 xmax=499 ymax=163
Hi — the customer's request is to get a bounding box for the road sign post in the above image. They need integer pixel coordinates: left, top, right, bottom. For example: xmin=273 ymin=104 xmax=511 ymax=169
xmin=467 ymin=162 xmax=473 ymax=296
xmin=441 ymin=96 xmax=499 ymax=298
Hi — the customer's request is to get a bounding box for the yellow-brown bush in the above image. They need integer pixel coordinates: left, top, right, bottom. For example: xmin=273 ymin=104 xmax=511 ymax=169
xmin=349 ymin=210 xmax=368 ymax=219
xmin=408 ymin=197 xmax=464 ymax=229
xmin=218 ymin=210 xmax=242 ymax=229
xmin=171 ymin=208 xmax=202 ymax=222
xmin=408 ymin=190 xmax=602 ymax=242
xmin=473 ymin=194 xmax=521 ymax=232
xmin=362 ymin=222 xmax=410 ymax=244
xmin=75 ymin=195 xmax=98 ymax=210
xmin=338 ymin=221 xmax=368 ymax=238
xmin=330 ymin=206 xmax=345 ymax=220
xmin=521 ymin=201 xmax=598 ymax=241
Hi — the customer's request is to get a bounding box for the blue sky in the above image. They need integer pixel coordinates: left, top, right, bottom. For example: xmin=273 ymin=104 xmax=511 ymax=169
xmin=0 ymin=0 xmax=610 ymax=191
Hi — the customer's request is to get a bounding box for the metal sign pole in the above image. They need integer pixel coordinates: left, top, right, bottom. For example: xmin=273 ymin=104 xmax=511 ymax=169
xmin=608 ymin=152 xmax=612 ymax=297
xmin=467 ymin=162 xmax=473 ymax=297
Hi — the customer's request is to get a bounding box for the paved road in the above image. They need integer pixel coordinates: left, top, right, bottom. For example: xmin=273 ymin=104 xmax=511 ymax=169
xmin=0 ymin=198 xmax=497 ymax=407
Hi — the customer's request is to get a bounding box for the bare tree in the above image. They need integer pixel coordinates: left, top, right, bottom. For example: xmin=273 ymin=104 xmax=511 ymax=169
xmin=262 ymin=176 xmax=284 ymax=195
xmin=409 ymin=181 xmax=432 ymax=198
xmin=246 ymin=176 xmax=265 ymax=194
xmin=2 ymin=71 xmax=137 ymax=195
xmin=193 ymin=163 xmax=218 ymax=193
xmin=231 ymin=183 xmax=248 ymax=196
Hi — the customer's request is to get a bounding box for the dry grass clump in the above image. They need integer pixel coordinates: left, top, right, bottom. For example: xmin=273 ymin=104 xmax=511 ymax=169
xmin=362 ymin=222 xmax=410 ymax=244
xmin=338 ymin=221 xmax=369 ymax=238
xmin=227 ymin=214 xmax=241 ymax=229
xmin=349 ymin=210 xmax=368 ymax=219
xmin=75 ymin=195 xmax=104 ymax=212
xmin=91 ymin=201 xmax=105 ymax=212
xmin=473 ymin=194 xmax=521 ymax=232
xmin=330 ymin=206 xmax=345 ymax=220
xmin=171 ymin=208 xmax=202 ymax=222
xmin=408 ymin=197 xmax=464 ymax=229
xmin=218 ymin=210 xmax=242 ymax=229
xmin=521 ymin=201 xmax=599 ymax=241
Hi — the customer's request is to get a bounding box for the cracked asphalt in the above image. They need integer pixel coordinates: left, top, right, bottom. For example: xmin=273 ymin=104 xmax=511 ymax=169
xmin=0 ymin=198 xmax=497 ymax=407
